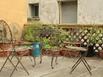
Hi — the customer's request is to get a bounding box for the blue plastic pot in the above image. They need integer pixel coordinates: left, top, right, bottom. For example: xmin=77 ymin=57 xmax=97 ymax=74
xmin=32 ymin=42 xmax=41 ymax=57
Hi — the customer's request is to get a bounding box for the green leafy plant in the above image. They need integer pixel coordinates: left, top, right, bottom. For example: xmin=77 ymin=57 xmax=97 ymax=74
xmin=89 ymin=28 xmax=103 ymax=44
xmin=42 ymin=37 xmax=52 ymax=49
xmin=23 ymin=23 xmax=73 ymax=49
xmin=23 ymin=21 xmax=43 ymax=42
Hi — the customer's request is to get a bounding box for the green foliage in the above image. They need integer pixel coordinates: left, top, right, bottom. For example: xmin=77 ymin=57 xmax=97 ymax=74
xmin=23 ymin=23 xmax=73 ymax=49
xmin=23 ymin=21 xmax=43 ymax=42
xmin=89 ymin=28 xmax=103 ymax=44
xmin=42 ymin=37 xmax=52 ymax=49
xmin=48 ymin=27 xmax=70 ymax=47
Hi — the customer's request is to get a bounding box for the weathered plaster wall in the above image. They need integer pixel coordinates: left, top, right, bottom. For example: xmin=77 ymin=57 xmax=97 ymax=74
xmin=78 ymin=0 xmax=103 ymax=24
xmin=28 ymin=0 xmax=77 ymax=24
xmin=0 ymin=0 xmax=27 ymax=39
xmin=28 ymin=0 xmax=39 ymax=3
xmin=39 ymin=0 xmax=59 ymax=24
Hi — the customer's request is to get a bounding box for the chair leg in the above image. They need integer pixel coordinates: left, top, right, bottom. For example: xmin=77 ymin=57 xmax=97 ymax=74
xmin=10 ymin=57 xmax=22 ymax=77
xmin=32 ymin=57 xmax=36 ymax=67
xmin=16 ymin=57 xmax=29 ymax=75
xmin=8 ymin=58 xmax=17 ymax=71
xmin=40 ymin=55 xmax=42 ymax=64
xmin=0 ymin=55 xmax=17 ymax=72
xmin=26 ymin=50 xmax=33 ymax=62
xmin=0 ymin=56 xmax=9 ymax=72
xmin=29 ymin=56 xmax=33 ymax=62
xmin=10 ymin=53 xmax=29 ymax=77
xmin=51 ymin=56 xmax=54 ymax=69
xmin=10 ymin=54 xmax=14 ymax=60
xmin=55 ymin=56 xmax=58 ymax=65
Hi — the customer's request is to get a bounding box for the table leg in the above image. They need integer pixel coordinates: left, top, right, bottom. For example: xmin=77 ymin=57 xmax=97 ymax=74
xmin=70 ymin=56 xmax=92 ymax=75
xmin=70 ymin=56 xmax=82 ymax=73
xmin=82 ymin=57 xmax=91 ymax=70
xmin=81 ymin=58 xmax=92 ymax=75
xmin=55 ymin=56 xmax=58 ymax=65
xmin=72 ymin=56 xmax=81 ymax=69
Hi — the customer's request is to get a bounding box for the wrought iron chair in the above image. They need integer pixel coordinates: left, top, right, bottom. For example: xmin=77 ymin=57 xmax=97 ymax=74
xmin=0 ymin=20 xmax=29 ymax=77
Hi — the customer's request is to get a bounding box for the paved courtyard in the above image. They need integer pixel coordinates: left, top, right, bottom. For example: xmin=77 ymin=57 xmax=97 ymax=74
xmin=0 ymin=56 xmax=103 ymax=77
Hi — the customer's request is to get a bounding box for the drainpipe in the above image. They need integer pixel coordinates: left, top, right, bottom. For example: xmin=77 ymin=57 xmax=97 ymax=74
xmin=58 ymin=1 xmax=62 ymax=24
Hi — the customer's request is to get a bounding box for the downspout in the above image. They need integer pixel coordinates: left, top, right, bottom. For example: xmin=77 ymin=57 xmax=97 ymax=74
xmin=58 ymin=1 xmax=62 ymax=24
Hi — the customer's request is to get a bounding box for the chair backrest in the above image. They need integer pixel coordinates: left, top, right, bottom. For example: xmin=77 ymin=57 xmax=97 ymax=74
xmin=0 ymin=20 xmax=13 ymax=49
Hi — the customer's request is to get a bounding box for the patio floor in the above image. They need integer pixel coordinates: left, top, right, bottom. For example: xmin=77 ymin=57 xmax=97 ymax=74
xmin=0 ymin=56 xmax=103 ymax=77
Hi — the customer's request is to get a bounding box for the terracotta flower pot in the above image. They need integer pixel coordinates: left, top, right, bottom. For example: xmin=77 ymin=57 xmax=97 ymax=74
xmin=60 ymin=50 xmax=80 ymax=57
xmin=0 ymin=43 xmax=12 ymax=57
xmin=99 ymin=51 xmax=103 ymax=58
xmin=0 ymin=51 xmax=11 ymax=57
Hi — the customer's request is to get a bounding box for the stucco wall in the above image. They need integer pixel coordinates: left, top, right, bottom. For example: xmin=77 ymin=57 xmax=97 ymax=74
xmin=78 ymin=0 xmax=103 ymax=24
xmin=28 ymin=0 xmax=77 ymax=24
xmin=28 ymin=0 xmax=39 ymax=3
xmin=39 ymin=0 xmax=59 ymax=24
xmin=0 ymin=0 xmax=27 ymax=39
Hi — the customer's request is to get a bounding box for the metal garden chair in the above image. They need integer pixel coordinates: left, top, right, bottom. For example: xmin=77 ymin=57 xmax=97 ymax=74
xmin=0 ymin=20 xmax=29 ymax=77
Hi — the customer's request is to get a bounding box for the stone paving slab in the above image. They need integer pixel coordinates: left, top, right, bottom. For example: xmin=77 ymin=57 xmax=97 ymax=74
xmin=0 ymin=56 xmax=103 ymax=77
xmin=42 ymin=62 xmax=96 ymax=77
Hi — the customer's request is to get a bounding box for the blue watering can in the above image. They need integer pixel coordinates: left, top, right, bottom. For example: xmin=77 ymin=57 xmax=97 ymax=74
xmin=32 ymin=42 xmax=41 ymax=57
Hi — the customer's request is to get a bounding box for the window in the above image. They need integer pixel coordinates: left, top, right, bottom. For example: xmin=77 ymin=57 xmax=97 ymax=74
xmin=59 ymin=1 xmax=77 ymax=24
xmin=29 ymin=3 xmax=39 ymax=18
